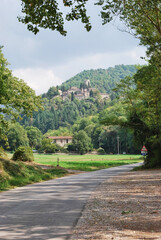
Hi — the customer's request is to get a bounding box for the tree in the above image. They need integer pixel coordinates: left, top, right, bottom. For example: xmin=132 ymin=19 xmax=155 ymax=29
xmin=45 ymin=127 xmax=72 ymax=137
xmin=90 ymin=90 xmax=94 ymax=98
xmin=46 ymin=86 xmax=59 ymax=99
xmin=98 ymin=0 xmax=161 ymax=57
xmin=101 ymin=63 xmax=161 ymax=167
xmin=7 ymin=123 xmax=29 ymax=151
xmin=38 ymin=138 xmax=58 ymax=154
xmin=71 ymin=92 xmax=75 ymax=101
xmin=26 ymin=126 xmax=43 ymax=149
xmin=72 ymin=130 xmax=93 ymax=154
xmin=19 ymin=0 xmax=92 ymax=34
xmin=0 ymin=49 xmax=42 ymax=140
xmin=99 ymin=128 xmax=118 ymax=154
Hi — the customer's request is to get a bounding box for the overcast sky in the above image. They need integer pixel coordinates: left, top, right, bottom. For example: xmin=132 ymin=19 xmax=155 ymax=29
xmin=0 ymin=0 xmax=146 ymax=95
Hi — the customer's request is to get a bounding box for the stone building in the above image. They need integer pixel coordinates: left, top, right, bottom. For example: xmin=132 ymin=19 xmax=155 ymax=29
xmin=60 ymin=79 xmax=110 ymax=101
xmin=48 ymin=136 xmax=73 ymax=147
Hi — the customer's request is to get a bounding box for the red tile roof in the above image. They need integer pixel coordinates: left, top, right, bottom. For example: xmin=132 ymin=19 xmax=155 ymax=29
xmin=47 ymin=136 xmax=73 ymax=140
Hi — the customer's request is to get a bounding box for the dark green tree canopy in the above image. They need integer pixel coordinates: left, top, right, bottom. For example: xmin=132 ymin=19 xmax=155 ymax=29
xmin=26 ymin=126 xmax=43 ymax=149
xmin=7 ymin=123 xmax=29 ymax=151
xmin=72 ymin=130 xmax=93 ymax=154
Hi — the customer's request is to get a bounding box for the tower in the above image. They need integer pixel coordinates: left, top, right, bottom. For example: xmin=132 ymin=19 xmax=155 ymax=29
xmin=84 ymin=79 xmax=90 ymax=88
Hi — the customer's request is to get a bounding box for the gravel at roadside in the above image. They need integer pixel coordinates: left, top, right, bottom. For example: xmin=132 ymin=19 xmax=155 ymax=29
xmin=71 ymin=169 xmax=161 ymax=240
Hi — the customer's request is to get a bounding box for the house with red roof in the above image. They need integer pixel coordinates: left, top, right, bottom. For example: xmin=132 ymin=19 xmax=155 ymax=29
xmin=48 ymin=136 xmax=73 ymax=147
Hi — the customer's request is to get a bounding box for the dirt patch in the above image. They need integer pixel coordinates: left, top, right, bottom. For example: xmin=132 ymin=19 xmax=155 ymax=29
xmin=71 ymin=170 xmax=161 ymax=240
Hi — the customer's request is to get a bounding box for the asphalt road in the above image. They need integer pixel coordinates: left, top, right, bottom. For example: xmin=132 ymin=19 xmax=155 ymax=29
xmin=0 ymin=163 xmax=141 ymax=240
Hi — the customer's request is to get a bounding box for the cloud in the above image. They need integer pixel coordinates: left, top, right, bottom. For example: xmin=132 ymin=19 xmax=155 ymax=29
xmin=13 ymin=68 xmax=63 ymax=95
xmin=1 ymin=0 xmax=145 ymax=71
xmin=53 ymin=46 xmax=146 ymax=79
xmin=12 ymin=46 xmax=146 ymax=95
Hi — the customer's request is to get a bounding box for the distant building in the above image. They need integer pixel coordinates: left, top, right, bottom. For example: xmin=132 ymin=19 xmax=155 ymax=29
xmin=48 ymin=136 xmax=73 ymax=147
xmin=69 ymin=87 xmax=81 ymax=93
xmin=58 ymin=89 xmax=62 ymax=95
xmin=84 ymin=79 xmax=90 ymax=87
xmin=62 ymin=92 xmax=69 ymax=101
xmin=100 ymin=93 xmax=110 ymax=99
xmin=60 ymin=79 xmax=110 ymax=101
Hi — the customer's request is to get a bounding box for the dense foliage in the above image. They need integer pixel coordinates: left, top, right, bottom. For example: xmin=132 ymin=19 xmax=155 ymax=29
xmin=71 ymin=130 xmax=93 ymax=154
xmin=38 ymin=138 xmax=58 ymax=154
xmin=26 ymin=126 xmax=43 ymax=149
xmin=7 ymin=123 xmax=29 ymax=151
xmin=0 ymin=48 xmax=42 ymax=141
xmin=101 ymin=63 xmax=161 ymax=167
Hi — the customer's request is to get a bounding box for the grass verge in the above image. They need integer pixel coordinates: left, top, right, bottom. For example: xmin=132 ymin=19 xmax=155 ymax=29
xmin=0 ymin=158 xmax=68 ymax=191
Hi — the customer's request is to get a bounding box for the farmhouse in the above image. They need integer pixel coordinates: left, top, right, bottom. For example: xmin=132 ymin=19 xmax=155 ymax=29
xmin=48 ymin=136 xmax=73 ymax=147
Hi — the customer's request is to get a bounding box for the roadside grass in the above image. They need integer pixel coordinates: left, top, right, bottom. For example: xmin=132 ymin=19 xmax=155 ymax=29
xmin=3 ymin=153 xmax=142 ymax=191
xmin=0 ymin=158 xmax=68 ymax=191
xmin=33 ymin=154 xmax=142 ymax=171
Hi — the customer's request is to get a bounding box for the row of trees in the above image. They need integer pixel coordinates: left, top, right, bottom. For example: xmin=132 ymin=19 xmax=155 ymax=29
xmin=2 ymin=113 xmax=139 ymax=156
xmin=1 ymin=123 xmax=62 ymax=154
xmin=46 ymin=114 xmax=139 ymax=154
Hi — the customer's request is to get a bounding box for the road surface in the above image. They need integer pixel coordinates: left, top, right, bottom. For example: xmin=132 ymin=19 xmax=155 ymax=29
xmin=0 ymin=163 xmax=141 ymax=240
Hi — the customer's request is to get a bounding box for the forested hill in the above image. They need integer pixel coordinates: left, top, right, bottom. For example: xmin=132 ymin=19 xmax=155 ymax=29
xmin=60 ymin=65 xmax=137 ymax=93
xmin=20 ymin=64 xmax=138 ymax=134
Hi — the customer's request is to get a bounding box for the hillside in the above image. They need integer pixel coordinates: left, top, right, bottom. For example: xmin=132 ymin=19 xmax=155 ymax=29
xmin=60 ymin=65 xmax=137 ymax=94
xmin=11 ymin=64 xmax=140 ymax=154
xmin=20 ymin=65 xmax=138 ymax=134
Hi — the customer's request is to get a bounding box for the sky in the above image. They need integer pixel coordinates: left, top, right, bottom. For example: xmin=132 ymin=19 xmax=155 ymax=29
xmin=0 ymin=0 xmax=146 ymax=95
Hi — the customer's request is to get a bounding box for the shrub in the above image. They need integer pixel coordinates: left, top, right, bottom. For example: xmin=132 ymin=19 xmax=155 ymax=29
xmin=12 ymin=146 xmax=34 ymax=162
xmin=37 ymin=138 xmax=58 ymax=154
xmin=38 ymin=143 xmax=57 ymax=154
xmin=44 ymin=144 xmax=56 ymax=154
xmin=97 ymin=147 xmax=106 ymax=155
xmin=67 ymin=143 xmax=75 ymax=152
xmin=0 ymin=147 xmax=8 ymax=159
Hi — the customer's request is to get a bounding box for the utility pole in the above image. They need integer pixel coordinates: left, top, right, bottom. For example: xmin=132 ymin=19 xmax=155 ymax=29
xmin=117 ymin=136 xmax=120 ymax=154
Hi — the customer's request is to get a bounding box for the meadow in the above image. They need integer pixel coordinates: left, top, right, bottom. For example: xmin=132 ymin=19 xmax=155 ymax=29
xmin=33 ymin=154 xmax=142 ymax=171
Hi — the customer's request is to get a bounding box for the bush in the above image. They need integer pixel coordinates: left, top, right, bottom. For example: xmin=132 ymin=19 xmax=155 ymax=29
xmin=12 ymin=146 xmax=34 ymax=162
xmin=44 ymin=144 xmax=56 ymax=154
xmin=97 ymin=147 xmax=106 ymax=155
xmin=67 ymin=143 xmax=75 ymax=152
xmin=0 ymin=147 xmax=8 ymax=159
xmin=38 ymin=144 xmax=57 ymax=154
xmin=37 ymin=138 xmax=58 ymax=154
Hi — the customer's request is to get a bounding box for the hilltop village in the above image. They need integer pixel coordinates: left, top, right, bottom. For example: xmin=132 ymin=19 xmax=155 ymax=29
xmin=58 ymin=80 xmax=110 ymax=101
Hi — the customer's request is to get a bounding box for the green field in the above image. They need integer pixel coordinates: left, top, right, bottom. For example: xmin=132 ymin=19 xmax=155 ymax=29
xmin=33 ymin=154 xmax=142 ymax=171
